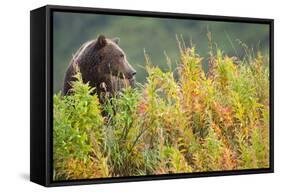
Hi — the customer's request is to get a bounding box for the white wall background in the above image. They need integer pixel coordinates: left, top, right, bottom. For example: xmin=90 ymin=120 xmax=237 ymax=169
xmin=0 ymin=0 xmax=279 ymax=191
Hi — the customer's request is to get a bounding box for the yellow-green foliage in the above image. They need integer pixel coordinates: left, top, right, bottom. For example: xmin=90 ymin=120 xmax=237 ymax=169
xmin=53 ymin=44 xmax=269 ymax=181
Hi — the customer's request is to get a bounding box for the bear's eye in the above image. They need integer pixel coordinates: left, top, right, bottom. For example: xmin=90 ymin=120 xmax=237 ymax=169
xmin=120 ymin=54 xmax=124 ymax=58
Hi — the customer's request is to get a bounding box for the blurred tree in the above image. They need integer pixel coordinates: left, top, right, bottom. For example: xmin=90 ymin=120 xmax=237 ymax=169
xmin=53 ymin=12 xmax=269 ymax=93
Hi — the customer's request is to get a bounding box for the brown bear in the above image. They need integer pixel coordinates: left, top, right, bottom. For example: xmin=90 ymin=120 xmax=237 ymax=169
xmin=62 ymin=35 xmax=136 ymax=101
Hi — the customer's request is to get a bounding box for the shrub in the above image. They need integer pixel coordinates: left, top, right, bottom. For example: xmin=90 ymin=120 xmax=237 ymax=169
xmin=53 ymin=42 xmax=269 ymax=180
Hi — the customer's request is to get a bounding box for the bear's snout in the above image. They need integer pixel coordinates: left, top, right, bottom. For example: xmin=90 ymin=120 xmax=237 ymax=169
xmin=125 ymin=63 xmax=136 ymax=79
xmin=128 ymin=68 xmax=136 ymax=79
xmin=131 ymin=69 xmax=137 ymax=76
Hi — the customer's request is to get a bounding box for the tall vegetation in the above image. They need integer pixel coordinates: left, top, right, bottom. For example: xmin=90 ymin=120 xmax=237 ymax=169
xmin=53 ymin=40 xmax=269 ymax=181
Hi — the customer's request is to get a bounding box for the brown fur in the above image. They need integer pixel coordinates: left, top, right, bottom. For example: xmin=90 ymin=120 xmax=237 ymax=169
xmin=63 ymin=35 xmax=136 ymax=101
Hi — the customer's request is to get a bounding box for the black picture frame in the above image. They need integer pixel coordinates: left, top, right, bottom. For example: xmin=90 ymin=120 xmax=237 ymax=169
xmin=30 ymin=4 xmax=274 ymax=187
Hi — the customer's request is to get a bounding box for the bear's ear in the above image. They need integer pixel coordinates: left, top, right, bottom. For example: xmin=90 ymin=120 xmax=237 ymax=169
xmin=112 ymin=37 xmax=120 ymax=44
xmin=96 ymin=35 xmax=107 ymax=49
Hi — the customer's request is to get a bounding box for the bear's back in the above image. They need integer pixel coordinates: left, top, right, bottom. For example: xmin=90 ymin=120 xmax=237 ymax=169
xmin=62 ymin=40 xmax=96 ymax=95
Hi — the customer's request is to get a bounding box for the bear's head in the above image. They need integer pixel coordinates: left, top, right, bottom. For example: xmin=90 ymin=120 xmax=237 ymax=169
xmin=96 ymin=35 xmax=136 ymax=79
xmin=92 ymin=35 xmax=136 ymax=90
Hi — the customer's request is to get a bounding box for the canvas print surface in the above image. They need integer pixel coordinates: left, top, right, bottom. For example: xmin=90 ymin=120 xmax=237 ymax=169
xmin=52 ymin=11 xmax=270 ymax=181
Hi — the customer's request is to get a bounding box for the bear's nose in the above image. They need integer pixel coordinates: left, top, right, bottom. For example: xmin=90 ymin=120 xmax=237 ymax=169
xmin=132 ymin=71 xmax=136 ymax=76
